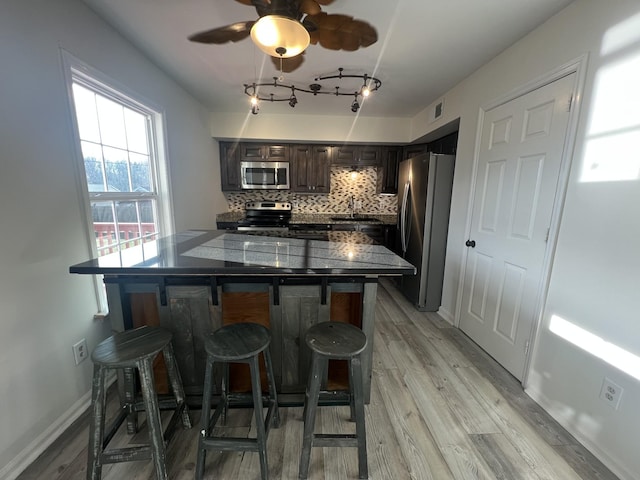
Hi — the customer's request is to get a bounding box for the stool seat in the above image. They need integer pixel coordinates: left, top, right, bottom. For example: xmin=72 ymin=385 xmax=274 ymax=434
xmin=87 ymin=326 xmax=191 ymax=480
xmin=197 ymin=322 xmax=280 ymax=480
xmin=205 ymin=322 xmax=272 ymax=361
xmin=92 ymin=327 xmax=172 ymax=367
xmin=305 ymin=322 xmax=367 ymax=358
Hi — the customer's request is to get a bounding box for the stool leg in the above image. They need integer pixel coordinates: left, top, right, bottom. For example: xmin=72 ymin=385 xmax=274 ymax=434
xmin=263 ymin=347 xmax=280 ymax=428
xmin=299 ymin=352 xmax=324 ymax=480
xmin=87 ymin=364 xmax=107 ymax=480
xmin=123 ymin=366 xmax=138 ymax=434
xmin=249 ymin=355 xmax=269 ymax=480
xmin=162 ymin=343 xmax=191 ymax=429
xmin=138 ymin=358 xmax=168 ymax=480
xmin=221 ymin=362 xmax=230 ymax=425
xmin=350 ymin=355 xmax=368 ymax=480
xmin=196 ymin=356 xmax=215 ymax=480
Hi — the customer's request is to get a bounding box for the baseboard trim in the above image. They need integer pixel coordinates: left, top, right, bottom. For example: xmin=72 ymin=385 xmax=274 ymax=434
xmin=0 ymin=375 xmax=115 ymax=480
xmin=525 ymin=386 xmax=635 ymax=480
xmin=437 ymin=306 xmax=455 ymax=325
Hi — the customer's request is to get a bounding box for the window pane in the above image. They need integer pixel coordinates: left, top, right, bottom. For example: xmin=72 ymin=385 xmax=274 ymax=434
xmin=124 ymin=109 xmax=149 ymax=154
xmin=130 ymin=152 xmax=151 ymax=191
xmin=116 ymin=201 xmax=138 ymax=223
xmin=96 ymin=95 xmax=127 ymax=149
xmin=103 ymin=146 xmax=130 ymax=192
xmin=72 ymin=84 xmax=101 ymax=143
xmin=91 ymin=201 xmax=117 ymax=256
xmin=139 ymin=200 xmax=158 ymax=242
xmin=81 ymin=141 xmax=105 ymax=192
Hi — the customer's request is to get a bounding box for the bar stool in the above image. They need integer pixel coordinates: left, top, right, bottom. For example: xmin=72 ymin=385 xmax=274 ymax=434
xmin=87 ymin=325 xmax=191 ymax=480
xmin=299 ymin=321 xmax=369 ymax=480
xmin=196 ymin=322 xmax=280 ymax=480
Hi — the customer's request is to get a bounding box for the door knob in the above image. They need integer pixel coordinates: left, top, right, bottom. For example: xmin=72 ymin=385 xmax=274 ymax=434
xmin=465 ymin=240 xmax=476 ymax=248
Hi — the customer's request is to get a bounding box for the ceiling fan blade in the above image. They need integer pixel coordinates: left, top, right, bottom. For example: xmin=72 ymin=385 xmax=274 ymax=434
xmin=188 ymin=21 xmax=255 ymax=44
xmin=314 ymin=0 xmax=335 ymax=5
xmin=297 ymin=0 xmax=322 ymax=15
xmin=270 ymin=52 xmax=305 ymax=73
xmin=305 ymin=13 xmax=377 ymax=51
xmin=234 ymin=0 xmax=255 ymax=5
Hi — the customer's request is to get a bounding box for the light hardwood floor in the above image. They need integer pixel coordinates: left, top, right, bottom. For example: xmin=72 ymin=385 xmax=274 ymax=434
xmin=18 ymin=279 xmax=619 ymax=479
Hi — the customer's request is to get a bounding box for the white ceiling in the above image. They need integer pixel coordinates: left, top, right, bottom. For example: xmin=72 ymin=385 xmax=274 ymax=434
xmin=81 ymin=0 xmax=574 ymax=118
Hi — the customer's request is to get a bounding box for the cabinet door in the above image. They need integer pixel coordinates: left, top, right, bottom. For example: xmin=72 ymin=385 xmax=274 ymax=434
xmin=265 ymin=144 xmax=289 ymax=161
xmin=240 ymin=143 xmax=264 ymax=160
xmin=332 ymin=145 xmax=358 ymax=165
xmin=332 ymin=145 xmax=381 ymax=166
xmin=311 ymin=145 xmax=331 ymax=193
xmin=403 ymin=143 xmax=428 ymax=159
xmin=290 ymin=144 xmax=313 ymax=192
xmin=377 ymin=146 xmax=401 ymax=194
xmin=219 ymin=141 xmax=241 ymax=191
xmin=358 ymin=146 xmax=381 ymax=166
xmin=290 ymin=144 xmax=330 ymax=193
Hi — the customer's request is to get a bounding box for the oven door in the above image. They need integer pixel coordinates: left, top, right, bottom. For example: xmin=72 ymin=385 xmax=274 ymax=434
xmin=241 ymin=161 xmax=290 ymax=190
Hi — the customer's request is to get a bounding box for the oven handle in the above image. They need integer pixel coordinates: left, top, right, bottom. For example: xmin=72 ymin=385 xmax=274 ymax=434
xmin=237 ymin=226 xmax=290 ymax=232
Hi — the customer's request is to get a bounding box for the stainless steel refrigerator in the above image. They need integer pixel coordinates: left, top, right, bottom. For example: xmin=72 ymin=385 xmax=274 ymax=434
xmin=396 ymin=153 xmax=455 ymax=311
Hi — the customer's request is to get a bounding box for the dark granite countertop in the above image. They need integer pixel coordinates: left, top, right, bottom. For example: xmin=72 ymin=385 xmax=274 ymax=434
xmin=216 ymin=212 xmax=397 ymax=226
xmin=69 ymin=230 xmax=415 ymax=276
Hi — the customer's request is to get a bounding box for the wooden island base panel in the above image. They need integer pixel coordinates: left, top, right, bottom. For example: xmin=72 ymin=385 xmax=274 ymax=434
xmin=70 ymin=230 xmax=415 ymax=407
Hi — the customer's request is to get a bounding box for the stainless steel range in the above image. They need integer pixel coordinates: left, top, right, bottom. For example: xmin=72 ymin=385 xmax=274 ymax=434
xmin=236 ymin=201 xmax=292 ymax=232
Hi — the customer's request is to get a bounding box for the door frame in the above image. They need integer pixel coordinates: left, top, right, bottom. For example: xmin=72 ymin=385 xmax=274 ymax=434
xmin=453 ymin=54 xmax=589 ymax=386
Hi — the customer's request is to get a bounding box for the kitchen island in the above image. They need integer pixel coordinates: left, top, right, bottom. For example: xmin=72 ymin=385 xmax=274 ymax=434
xmin=70 ymin=230 xmax=414 ymax=405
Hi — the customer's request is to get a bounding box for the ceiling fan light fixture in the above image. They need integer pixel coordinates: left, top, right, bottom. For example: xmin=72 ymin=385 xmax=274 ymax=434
xmin=250 ymin=15 xmax=310 ymax=58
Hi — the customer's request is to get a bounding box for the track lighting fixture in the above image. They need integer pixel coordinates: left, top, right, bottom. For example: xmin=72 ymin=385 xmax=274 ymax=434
xmin=351 ymin=95 xmax=360 ymax=113
xmin=250 ymin=95 xmax=259 ymax=115
xmin=244 ymin=67 xmax=381 ymax=114
xmin=288 ymin=87 xmax=298 ymax=108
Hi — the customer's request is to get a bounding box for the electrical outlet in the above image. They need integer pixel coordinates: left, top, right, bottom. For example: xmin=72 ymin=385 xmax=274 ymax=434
xmin=600 ymin=377 xmax=623 ymax=410
xmin=73 ymin=338 xmax=88 ymax=365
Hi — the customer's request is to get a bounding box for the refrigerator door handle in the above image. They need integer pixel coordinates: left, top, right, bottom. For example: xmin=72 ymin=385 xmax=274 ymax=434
xmin=400 ymin=180 xmax=411 ymax=254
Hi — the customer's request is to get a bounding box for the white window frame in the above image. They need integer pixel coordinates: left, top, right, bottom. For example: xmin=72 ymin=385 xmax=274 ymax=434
xmin=62 ymin=50 xmax=174 ymax=313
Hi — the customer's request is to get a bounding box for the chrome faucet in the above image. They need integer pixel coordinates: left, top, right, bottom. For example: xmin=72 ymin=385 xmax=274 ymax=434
xmin=348 ymin=195 xmax=356 ymax=218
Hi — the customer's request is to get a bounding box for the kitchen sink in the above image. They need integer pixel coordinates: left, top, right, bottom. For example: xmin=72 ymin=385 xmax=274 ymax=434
xmin=330 ymin=216 xmax=382 ymax=222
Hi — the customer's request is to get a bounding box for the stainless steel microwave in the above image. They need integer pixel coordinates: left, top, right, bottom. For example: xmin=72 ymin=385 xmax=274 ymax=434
xmin=240 ymin=161 xmax=290 ymax=190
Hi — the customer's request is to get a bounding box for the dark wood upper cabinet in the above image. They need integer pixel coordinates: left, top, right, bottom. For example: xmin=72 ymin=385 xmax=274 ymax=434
xmin=240 ymin=143 xmax=289 ymax=162
xmin=290 ymin=144 xmax=331 ymax=193
xmin=376 ymin=146 xmax=402 ymax=194
xmin=219 ymin=141 xmax=241 ymax=191
xmin=403 ymin=143 xmax=428 ymax=160
xmin=332 ymin=145 xmax=381 ymax=166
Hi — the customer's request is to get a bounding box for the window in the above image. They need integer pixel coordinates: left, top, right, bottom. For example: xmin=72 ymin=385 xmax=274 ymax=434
xmin=64 ymin=53 xmax=173 ymax=310
xmin=70 ymin=77 xmax=166 ymax=256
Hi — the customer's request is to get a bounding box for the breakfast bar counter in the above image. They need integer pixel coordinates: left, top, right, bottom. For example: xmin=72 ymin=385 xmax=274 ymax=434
xmin=70 ymin=230 xmax=415 ymax=404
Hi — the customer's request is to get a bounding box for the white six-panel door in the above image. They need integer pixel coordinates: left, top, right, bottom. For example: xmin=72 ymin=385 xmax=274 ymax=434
xmin=459 ymin=73 xmax=575 ymax=380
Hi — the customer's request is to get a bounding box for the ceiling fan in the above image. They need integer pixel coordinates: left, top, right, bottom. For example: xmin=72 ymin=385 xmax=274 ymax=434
xmin=188 ymin=0 xmax=378 ymax=72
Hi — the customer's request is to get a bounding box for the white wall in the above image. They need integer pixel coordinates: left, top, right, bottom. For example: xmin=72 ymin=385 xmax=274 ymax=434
xmin=0 ymin=0 xmax=225 ymax=476
xmin=408 ymin=1 xmax=640 ymax=478
xmin=211 ymin=112 xmax=413 ymax=144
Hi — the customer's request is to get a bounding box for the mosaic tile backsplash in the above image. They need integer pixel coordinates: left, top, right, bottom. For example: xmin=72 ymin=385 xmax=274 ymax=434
xmin=224 ymin=166 xmax=398 ymax=214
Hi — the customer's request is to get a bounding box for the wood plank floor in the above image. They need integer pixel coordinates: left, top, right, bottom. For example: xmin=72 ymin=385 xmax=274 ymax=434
xmin=18 ymin=279 xmax=619 ymax=480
